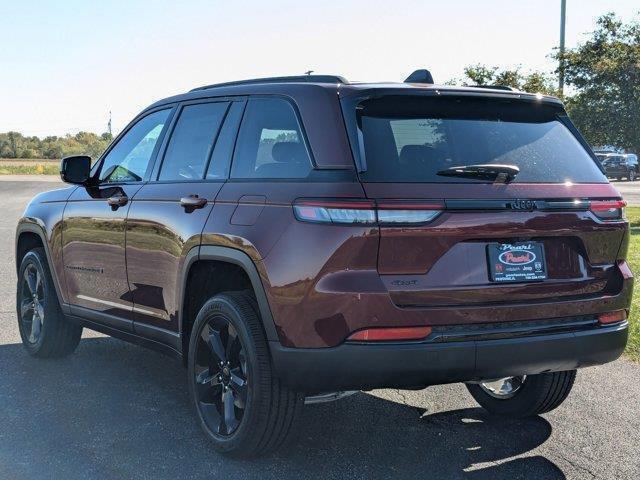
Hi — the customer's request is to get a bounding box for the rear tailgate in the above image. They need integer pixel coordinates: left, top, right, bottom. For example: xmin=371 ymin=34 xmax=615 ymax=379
xmin=349 ymin=93 xmax=628 ymax=311
xmin=363 ymin=182 xmax=626 ymax=307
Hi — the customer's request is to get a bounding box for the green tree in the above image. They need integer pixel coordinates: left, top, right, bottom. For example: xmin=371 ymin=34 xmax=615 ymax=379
xmin=0 ymin=132 xmax=113 ymax=159
xmin=556 ymin=12 xmax=640 ymax=152
xmin=0 ymin=131 xmax=113 ymax=159
xmin=457 ymin=64 xmax=559 ymax=96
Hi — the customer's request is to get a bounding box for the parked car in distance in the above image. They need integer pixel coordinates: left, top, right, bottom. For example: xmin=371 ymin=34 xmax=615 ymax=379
xmin=16 ymin=71 xmax=632 ymax=457
xmin=596 ymin=152 xmax=639 ymax=181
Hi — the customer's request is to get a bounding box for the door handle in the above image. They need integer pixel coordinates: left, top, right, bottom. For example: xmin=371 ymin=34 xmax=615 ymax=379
xmin=180 ymin=195 xmax=207 ymax=211
xmin=107 ymin=194 xmax=128 ymax=210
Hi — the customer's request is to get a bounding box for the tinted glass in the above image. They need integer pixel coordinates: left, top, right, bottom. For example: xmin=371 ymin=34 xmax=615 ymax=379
xmin=207 ymin=102 xmax=245 ymax=180
xmin=99 ymin=109 xmax=170 ymax=183
xmin=357 ymin=97 xmax=606 ymax=183
xmin=231 ymin=98 xmax=312 ymax=179
xmin=159 ymin=102 xmax=228 ymax=181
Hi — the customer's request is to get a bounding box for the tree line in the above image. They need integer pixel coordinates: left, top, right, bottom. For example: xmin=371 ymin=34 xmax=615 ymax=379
xmin=451 ymin=12 xmax=639 ymax=153
xmin=1 ymin=12 xmax=638 ymax=159
xmin=0 ymin=131 xmax=113 ymax=160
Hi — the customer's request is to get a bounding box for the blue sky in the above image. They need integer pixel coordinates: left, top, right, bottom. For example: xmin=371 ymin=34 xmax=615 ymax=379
xmin=0 ymin=0 xmax=638 ymax=137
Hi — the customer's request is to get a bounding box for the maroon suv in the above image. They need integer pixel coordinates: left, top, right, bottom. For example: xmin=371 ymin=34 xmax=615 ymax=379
xmin=15 ymin=72 xmax=632 ymax=457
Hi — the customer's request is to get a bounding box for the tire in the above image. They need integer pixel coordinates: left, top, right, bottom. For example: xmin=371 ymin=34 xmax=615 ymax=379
xmin=629 ymin=170 xmax=637 ymax=181
xmin=187 ymin=291 xmax=303 ymax=457
xmin=16 ymin=248 xmax=82 ymax=358
xmin=466 ymin=370 xmax=576 ymax=418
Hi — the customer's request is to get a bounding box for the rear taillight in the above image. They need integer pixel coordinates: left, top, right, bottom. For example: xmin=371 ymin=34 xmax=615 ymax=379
xmin=293 ymin=199 xmax=376 ymax=224
xmin=293 ymin=199 xmax=444 ymax=225
xmin=589 ymin=199 xmax=626 ymax=221
xmin=598 ymin=310 xmax=627 ymax=325
xmin=347 ymin=326 xmax=432 ymax=342
xmin=377 ymin=200 xmax=444 ymax=224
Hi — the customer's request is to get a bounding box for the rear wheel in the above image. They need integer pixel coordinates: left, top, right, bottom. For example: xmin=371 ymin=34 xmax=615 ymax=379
xmin=16 ymin=248 xmax=82 ymax=357
xmin=466 ymin=370 xmax=576 ymax=418
xmin=188 ymin=292 xmax=302 ymax=457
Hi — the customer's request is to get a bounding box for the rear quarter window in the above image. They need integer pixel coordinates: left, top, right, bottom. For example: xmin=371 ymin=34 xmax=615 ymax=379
xmin=231 ymin=97 xmax=312 ymax=179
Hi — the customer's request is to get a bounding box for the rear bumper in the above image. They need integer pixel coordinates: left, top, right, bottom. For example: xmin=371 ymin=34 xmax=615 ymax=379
xmin=270 ymin=321 xmax=628 ymax=393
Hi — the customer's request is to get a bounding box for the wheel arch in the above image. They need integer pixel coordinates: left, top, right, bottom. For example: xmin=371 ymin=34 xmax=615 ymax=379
xmin=179 ymin=245 xmax=280 ymax=359
xmin=15 ymin=222 xmax=66 ymax=310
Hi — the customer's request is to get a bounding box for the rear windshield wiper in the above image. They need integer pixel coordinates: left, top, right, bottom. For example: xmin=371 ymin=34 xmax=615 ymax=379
xmin=437 ymin=164 xmax=520 ymax=183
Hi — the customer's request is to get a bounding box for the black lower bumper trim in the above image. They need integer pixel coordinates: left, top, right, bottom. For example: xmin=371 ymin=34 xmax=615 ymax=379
xmin=270 ymin=322 xmax=628 ymax=393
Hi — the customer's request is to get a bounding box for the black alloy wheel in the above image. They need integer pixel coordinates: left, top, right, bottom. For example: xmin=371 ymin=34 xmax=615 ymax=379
xmin=17 ymin=248 xmax=82 ymax=357
xmin=20 ymin=263 xmax=45 ymax=344
xmin=194 ymin=316 xmax=248 ymax=436
xmin=188 ymin=292 xmax=303 ymax=456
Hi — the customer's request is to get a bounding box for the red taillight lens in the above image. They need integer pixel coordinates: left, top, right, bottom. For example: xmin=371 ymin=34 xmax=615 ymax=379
xmin=293 ymin=199 xmax=444 ymax=225
xmin=347 ymin=326 xmax=432 ymax=342
xmin=293 ymin=199 xmax=376 ymax=224
xmin=376 ymin=200 xmax=444 ymax=225
xmin=589 ymin=199 xmax=626 ymax=221
xmin=598 ymin=310 xmax=627 ymax=324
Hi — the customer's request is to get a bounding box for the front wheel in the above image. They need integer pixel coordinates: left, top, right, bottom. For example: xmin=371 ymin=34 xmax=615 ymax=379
xmin=188 ymin=292 xmax=302 ymax=457
xmin=16 ymin=248 xmax=82 ymax=357
xmin=629 ymin=170 xmax=637 ymax=181
xmin=466 ymin=370 xmax=576 ymax=418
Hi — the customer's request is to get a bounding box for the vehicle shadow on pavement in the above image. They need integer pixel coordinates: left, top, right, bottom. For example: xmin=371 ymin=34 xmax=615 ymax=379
xmin=0 ymin=337 xmax=565 ymax=480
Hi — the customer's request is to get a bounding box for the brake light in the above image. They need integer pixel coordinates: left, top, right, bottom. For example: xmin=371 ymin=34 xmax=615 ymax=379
xmin=293 ymin=199 xmax=444 ymax=225
xmin=377 ymin=200 xmax=444 ymax=224
xmin=347 ymin=326 xmax=432 ymax=342
xmin=293 ymin=199 xmax=376 ymax=224
xmin=598 ymin=310 xmax=627 ymax=324
xmin=589 ymin=199 xmax=626 ymax=221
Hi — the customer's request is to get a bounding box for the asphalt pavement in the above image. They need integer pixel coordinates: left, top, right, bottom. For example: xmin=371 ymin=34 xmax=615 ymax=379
xmin=611 ymin=180 xmax=640 ymax=206
xmin=0 ymin=178 xmax=639 ymax=479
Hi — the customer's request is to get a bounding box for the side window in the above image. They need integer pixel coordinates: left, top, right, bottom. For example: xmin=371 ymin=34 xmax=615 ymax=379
xmin=158 ymin=102 xmax=229 ymax=181
xmin=207 ymin=101 xmax=245 ymax=180
xmin=231 ymin=98 xmax=312 ymax=179
xmin=99 ymin=109 xmax=170 ymax=183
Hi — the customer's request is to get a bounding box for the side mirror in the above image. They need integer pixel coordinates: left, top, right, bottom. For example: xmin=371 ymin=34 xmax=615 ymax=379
xmin=60 ymin=155 xmax=92 ymax=185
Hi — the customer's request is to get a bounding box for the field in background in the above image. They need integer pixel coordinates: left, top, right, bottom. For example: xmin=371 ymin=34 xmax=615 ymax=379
xmin=0 ymin=158 xmax=58 ymax=164
xmin=0 ymin=158 xmax=58 ymax=175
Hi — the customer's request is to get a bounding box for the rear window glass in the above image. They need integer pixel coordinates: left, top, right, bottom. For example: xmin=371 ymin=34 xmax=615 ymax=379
xmin=356 ymin=96 xmax=606 ymax=183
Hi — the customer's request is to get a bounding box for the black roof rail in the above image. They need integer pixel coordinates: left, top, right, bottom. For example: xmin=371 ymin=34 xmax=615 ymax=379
xmin=469 ymin=85 xmax=518 ymax=92
xmin=190 ymin=75 xmax=348 ymax=92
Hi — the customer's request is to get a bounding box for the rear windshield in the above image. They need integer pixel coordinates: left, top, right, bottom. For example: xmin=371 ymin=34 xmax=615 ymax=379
xmin=355 ymin=96 xmax=606 ymax=183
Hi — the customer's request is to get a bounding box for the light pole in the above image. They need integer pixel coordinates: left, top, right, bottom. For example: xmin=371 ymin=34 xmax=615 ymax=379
xmin=559 ymin=0 xmax=567 ymax=93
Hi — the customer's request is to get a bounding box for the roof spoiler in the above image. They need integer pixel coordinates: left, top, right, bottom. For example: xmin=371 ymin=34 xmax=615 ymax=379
xmin=469 ymin=85 xmax=518 ymax=92
xmin=404 ymin=69 xmax=434 ymax=84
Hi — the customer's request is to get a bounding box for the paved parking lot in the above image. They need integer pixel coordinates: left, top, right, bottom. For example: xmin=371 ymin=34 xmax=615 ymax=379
xmin=0 ymin=178 xmax=639 ymax=479
xmin=611 ymin=180 xmax=640 ymax=206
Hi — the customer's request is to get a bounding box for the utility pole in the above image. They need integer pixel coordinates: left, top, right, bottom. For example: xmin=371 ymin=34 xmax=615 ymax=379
xmin=108 ymin=111 xmax=112 ymax=136
xmin=559 ymin=0 xmax=567 ymax=94
xmin=304 ymin=70 xmax=314 ymax=76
